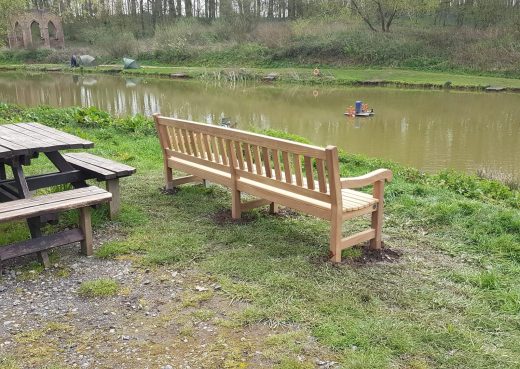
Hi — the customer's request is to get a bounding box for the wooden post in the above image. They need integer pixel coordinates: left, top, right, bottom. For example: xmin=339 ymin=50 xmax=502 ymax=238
xmin=269 ymin=202 xmax=279 ymax=214
xmin=27 ymin=217 xmax=50 ymax=268
xmin=370 ymin=180 xmax=384 ymax=250
xmin=106 ymin=179 xmax=120 ymax=220
xmin=226 ymin=139 xmax=241 ymax=219
xmin=79 ymin=207 xmax=93 ymax=256
xmin=154 ymin=114 xmax=174 ymax=190
xmin=325 ymin=146 xmax=343 ymax=263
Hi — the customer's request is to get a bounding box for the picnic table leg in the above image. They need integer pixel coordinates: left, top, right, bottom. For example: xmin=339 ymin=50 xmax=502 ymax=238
xmin=106 ymin=179 xmax=120 ymax=220
xmin=45 ymin=152 xmax=88 ymax=189
xmin=27 ymin=217 xmax=50 ymax=267
xmin=79 ymin=207 xmax=93 ymax=256
xmin=11 ymin=157 xmax=50 ymax=268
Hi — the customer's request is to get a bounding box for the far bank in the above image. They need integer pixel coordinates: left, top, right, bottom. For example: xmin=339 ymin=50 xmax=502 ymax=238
xmin=2 ymin=63 xmax=520 ymax=92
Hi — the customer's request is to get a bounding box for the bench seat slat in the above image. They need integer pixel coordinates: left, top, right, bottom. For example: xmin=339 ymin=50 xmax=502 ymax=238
xmin=0 ymin=186 xmax=103 ymax=213
xmin=64 ymin=155 xmax=117 ymax=179
xmin=0 ymin=186 xmax=111 ymax=223
xmin=64 ymin=153 xmax=135 ymax=178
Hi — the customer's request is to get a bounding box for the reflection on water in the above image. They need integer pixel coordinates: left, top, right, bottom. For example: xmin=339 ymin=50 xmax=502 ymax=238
xmin=1 ymin=71 xmax=519 ymax=180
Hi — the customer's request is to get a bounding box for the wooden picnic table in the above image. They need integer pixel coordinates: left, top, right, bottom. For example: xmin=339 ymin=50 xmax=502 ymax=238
xmin=0 ymin=123 xmax=93 ymax=199
xmin=0 ymin=122 xmax=94 ymax=266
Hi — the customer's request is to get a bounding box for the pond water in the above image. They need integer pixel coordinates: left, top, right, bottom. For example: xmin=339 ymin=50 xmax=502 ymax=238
xmin=1 ymin=71 xmax=519 ymax=180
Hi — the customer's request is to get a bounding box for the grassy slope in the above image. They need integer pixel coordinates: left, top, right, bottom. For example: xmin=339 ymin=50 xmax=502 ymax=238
xmin=1 ymin=105 xmax=520 ymax=368
xmin=2 ymin=63 xmax=520 ymax=90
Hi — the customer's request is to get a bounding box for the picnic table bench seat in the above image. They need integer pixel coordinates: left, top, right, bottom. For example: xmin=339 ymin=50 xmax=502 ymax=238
xmin=154 ymin=114 xmax=393 ymax=263
xmin=63 ymin=152 xmax=136 ymax=219
xmin=0 ymin=186 xmax=112 ymax=271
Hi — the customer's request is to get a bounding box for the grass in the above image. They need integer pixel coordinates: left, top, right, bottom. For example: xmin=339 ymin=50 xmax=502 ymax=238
xmin=1 ymin=104 xmax=520 ymax=368
xmin=77 ymin=278 xmax=119 ymax=298
xmin=3 ymin=63 xmax=520 ymax=91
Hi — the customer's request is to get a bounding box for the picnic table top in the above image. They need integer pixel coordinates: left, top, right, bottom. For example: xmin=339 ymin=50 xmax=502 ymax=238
xmin=0 ymin=122 xmax=93 ymax=160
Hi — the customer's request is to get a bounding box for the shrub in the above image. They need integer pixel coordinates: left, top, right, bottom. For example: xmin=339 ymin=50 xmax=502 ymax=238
xmin=154 ymin=19 xmax=217 ymax=49
xmin=252 ymin=22 xmax=292 ymax=48
xmin=96 ymin=31 xmax=137 ymax=59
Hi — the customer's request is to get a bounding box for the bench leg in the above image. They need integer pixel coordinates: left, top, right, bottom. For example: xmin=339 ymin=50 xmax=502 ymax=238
xmin=79 ymin=207 xmax=93 ymax=256
xmin=106 ymin=179 xmax=120 ymax=220
xmin=27 ymin=217 xmax=50 ymax=268
xmin=330 ymin=211 xmax=343 ymax=263
xmin=269 ymin=203 xmax=279 ymax=214
xmin=231 ymin=190 xmax=241 ymax=219
xmin=370 ymin=181 xmax=384 ymax=250
xmin=165 ymin=167 xmax=174 ymax=190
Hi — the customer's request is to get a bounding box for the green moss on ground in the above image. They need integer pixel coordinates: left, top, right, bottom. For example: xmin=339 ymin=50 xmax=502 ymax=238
xmin=78 ymin=278 xmax=119 ymax=297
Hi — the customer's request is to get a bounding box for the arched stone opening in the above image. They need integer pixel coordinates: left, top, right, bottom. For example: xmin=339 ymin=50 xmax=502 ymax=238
xmin=13 ymin=22 xmax=23 ymax=48
xmin=48 ymin=20 xmax=59 ymax=48
xmin=30 ymin=21 xmax=44 ymax=48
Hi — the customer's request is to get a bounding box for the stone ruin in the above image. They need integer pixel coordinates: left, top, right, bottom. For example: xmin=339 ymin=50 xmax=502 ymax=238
xmin=7 ymin=10 xmax=64 ymax=49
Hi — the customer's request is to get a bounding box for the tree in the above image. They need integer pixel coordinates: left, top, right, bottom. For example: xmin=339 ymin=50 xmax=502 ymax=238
xmin=350 ymin=0 xmax=436 ymax=32
xmin=0 ymin=0 xmax=25 ymax=47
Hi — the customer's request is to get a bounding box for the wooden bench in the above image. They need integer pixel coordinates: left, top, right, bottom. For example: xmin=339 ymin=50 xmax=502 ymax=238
xmin=154 ymin=114 xmax=393 ymax=263
xmin=0 ymin=186 xmax=112 ymax=271
xmin=63 ymin=153 xmax=136 ymax=219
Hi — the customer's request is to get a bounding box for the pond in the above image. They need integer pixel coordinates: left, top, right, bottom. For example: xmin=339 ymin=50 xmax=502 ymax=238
xmin=1 ymin=71 xmax=519 ymax=181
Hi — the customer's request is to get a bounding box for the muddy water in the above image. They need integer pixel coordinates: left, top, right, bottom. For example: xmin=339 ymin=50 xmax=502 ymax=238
xmin=1 ymin=72 xmax=519 ymax=180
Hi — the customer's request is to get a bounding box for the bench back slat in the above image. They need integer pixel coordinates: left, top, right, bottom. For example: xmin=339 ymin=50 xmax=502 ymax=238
xmin=316 ymin=159 xmax=327 ymax=193
xmin=293 ymin=154 xmax=303 ymax=186
xmin=156 ymin=116 xmax=327 ymax=158
xmin=273 ymin=150 xmax=282 ymax=180
xmin=154 ymin=115 xmax=341 ymax=204
xmin=303 ymin=156 xmax=315 ymax=190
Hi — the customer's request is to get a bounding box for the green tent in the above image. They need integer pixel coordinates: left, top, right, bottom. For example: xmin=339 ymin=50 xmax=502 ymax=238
xmin=123 ymin=58 xmax=139 ymax=69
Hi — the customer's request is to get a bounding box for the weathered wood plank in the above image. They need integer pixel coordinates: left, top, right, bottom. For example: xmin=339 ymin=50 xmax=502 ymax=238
xmin=0 ymin=187 xmax=111 ymax=222
xmin=63 ymin=153 xmax=135 ymax=177
xmin=0 ymin=229 xmax=84 ymax=261
xmin=20 ymin=123 xmax=93 ymax=147
xmin=0 ymin=170 xmax=85 ymax=192
xmin=1 ymin=124 xmax=69 ymax=149
xmin=63 ymin=155 xmax=116 ymax=179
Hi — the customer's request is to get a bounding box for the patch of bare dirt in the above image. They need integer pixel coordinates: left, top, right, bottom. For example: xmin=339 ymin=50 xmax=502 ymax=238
xmin=345 ymin=243 xmax=402 ymax=265
xmin=210 ymin=209 xmax=258 ymax=225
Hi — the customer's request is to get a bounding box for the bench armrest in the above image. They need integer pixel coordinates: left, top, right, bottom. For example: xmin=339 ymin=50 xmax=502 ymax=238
xmin=340 ymin=169 xmax=393 ymax=189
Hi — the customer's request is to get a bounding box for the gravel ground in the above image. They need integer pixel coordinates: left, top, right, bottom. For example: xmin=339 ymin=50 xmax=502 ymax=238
xmin=0 ymin=233 xmax=338 ymax=369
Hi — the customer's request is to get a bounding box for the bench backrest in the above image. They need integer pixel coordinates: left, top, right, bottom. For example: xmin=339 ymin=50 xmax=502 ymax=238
xmin=154 ymin=115 xmax=342 ymax=205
